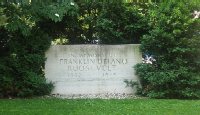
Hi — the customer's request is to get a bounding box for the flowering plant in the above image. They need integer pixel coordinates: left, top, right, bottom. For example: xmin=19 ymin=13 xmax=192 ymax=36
xmin=193 ymin=10 xmax=200 ymax=19
xmin=142 ymin=54 xmax=156 ymax=64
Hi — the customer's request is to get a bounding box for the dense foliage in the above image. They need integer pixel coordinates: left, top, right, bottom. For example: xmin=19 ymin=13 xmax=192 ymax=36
xmin=48 ymin=1 xmax=149 ymax=44
xmin=96 ymin=2 xmax=149 ymax=44
xmin=0 ymin=1 xmax=77 ymax=97
xmin=135 ymin=1 xmax=200 ymax=99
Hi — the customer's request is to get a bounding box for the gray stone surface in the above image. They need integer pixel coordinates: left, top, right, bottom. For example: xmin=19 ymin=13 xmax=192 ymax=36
xmin=45 ymin=44 xmax=142 ymax=98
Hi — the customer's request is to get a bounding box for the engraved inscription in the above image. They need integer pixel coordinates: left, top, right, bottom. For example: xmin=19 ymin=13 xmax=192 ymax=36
xmin=59 ymin=57 xmax=128 ymax=77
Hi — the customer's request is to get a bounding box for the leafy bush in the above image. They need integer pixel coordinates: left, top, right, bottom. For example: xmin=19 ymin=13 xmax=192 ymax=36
xmin=96 ymin=2 xmax=149 ymax=44
xmin=135 ymin=1 xmax=200 ymax=99
xmin=0 ymin=28 xmax=54 ymax=97
xmin=0 ymin=3 xmax=59 ymax=98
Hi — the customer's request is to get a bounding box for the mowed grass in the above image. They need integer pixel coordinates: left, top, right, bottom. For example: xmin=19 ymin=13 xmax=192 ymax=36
xmin=0 ymin=98 xmax=200 ymax=115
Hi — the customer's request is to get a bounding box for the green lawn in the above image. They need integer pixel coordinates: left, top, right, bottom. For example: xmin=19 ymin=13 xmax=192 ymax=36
xmin=0 ymin=98 xmax=200 ymax=115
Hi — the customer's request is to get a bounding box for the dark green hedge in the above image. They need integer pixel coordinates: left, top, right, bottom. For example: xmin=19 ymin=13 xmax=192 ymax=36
xmin=135 ymin=1 xmax=200 ymax=99
xmin=0 ymin=3 xmax=55 ymax=98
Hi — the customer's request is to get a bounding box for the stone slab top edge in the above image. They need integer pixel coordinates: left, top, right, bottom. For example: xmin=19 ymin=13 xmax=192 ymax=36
xmin=50 ymin=44 xmax=141 ymax=46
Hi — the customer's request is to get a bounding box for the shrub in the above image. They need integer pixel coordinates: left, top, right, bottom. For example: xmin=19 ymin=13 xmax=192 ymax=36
xmin=0 ymin=3 xmax=57 ymax=98
xmin=0 ymin=28 xmax=54 ymax=98
xmin=135 ymin=1 xmax=200 ymax=99
xmin=0 ymin=1 xmax=80 ymax=98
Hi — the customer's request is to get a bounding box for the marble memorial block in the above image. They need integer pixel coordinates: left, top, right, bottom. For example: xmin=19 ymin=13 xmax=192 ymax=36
xmin=45 ymin=44 xmax=142 ymax=97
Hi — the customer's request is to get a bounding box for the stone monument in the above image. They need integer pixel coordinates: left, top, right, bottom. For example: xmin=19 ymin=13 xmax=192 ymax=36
xmin=45 ymin=44 xmax=142 ymax=98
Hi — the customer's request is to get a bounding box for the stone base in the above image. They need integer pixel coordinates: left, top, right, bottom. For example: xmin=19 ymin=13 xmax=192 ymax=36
xmin=49 ymin=93 xmax=138 ymax=99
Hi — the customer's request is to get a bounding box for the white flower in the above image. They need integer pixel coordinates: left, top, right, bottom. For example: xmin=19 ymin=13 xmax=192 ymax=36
xmin=70 ymin=2 xmax=75 ymax=6
xmin=193 ymin=10 xmax=200 ymax=19
xmin=142 ymin=55 xmax=156 ymax=64
xmin=55 ymin=13 xmax=60 ymax=17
